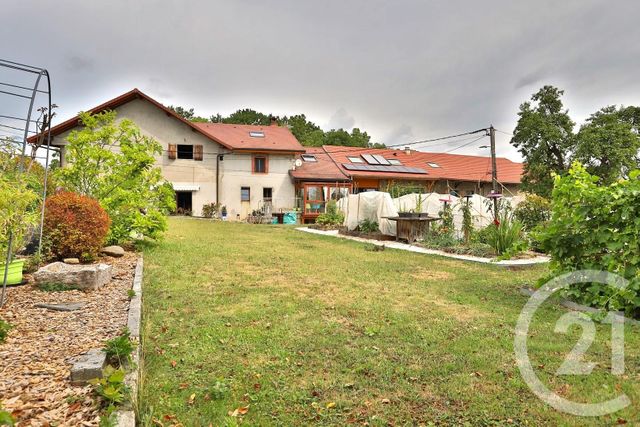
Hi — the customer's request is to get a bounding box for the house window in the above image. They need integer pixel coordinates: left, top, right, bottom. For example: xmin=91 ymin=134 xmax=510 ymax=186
xmin=253 ymin=155 xmax=268 ymax=173
xmin=304 ymin=185 xmax=326 ymax=214
xmin=263 ymin=187 xmax=273 ymax=202
xmin=241 ymin=187 xmax=250 ymax=202
xmin=177 ymin=144 xmax=194 ymax=159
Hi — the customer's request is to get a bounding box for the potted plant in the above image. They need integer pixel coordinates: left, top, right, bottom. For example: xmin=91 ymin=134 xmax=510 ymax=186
xmin=0 ymin=177 xmax=39 ymax=286
xmin=414 ymin=194 xmax=430 ymax=218
xmin=398 ymin=203 xmax=411 ymax=218
xmin=220 ymin=205 xmax=228 ymax=221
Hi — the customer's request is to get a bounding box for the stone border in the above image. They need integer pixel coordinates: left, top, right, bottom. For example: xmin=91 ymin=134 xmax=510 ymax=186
xmin=296 ymin=227 xmax=549 ymax=268
xmin=116 ymin=256 xmax=143 ymax=427
xmin=519 ymin=286 xmax=640 ymax=326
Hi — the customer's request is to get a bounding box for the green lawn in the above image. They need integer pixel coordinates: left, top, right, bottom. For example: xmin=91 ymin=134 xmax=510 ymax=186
xmin=139 ymin=218 xmax=640 ymax=426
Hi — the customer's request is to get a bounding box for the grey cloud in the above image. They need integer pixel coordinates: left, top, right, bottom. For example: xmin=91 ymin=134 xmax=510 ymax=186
xmin=2 ymin=0 xmax=640 ymax=161
xmin=326 ymin=108 xmax=355 ymax=131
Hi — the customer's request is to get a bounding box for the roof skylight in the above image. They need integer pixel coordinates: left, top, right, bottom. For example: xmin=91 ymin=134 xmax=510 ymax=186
xmin=347 ymin=156 xmax=364 ymax=163
xmin=388 ymin=159 xmax=402 ymax=165
xmin=249 ymin=131 xmax=265 ymax=138
xmin=427 ymin=162 xmax=440 ymax=168
xmin=301 ymin=154 xmax=317 ymax=162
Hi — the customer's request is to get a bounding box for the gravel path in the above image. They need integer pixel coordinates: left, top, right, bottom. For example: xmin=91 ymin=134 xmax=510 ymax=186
xmin=0 ymin=252 xmax=137 ymax=426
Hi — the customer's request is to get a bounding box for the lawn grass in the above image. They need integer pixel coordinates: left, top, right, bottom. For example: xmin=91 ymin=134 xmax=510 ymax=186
xmin=139 ymin=217 xmax=640 ymax=426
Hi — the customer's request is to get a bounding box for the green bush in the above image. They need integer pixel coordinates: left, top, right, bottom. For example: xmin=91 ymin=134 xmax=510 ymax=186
xmin=0 ymin=319 xmax=12 ymax=343
xmin=201 ymin=203 xmax=220 ymax=218
xmin=513 ymin=193 xmax=551 ymax=231
xmin=0 ymin=164 xmax=39 ymax=258
xmin=422 ymin=228 xmax=458 ymax=249
xmin=55 ymin=111 xmax=175 ymax=245
xmin=103 ymin=329 xmax=135 ymax=366
xmin=538 ymin=162 xmax=640 ymax=318
xmin=0 ymin=402 xmax=14 ymax=426
xmin=358 ymin=219 xmax=379 ymax=233
xmin=483 ymin=211 xmax=527 ymax=258
xmin=316 ymin=200 xmax=344 ymax=226
xmin=89 ymin=365 xmax=128 ymax=406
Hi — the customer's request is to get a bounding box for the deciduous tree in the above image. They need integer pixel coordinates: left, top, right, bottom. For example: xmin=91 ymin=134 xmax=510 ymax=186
xmin=56 ymin=111 xmax=175 ymax=244
xmin=511 ymin=86 xmax=575 ymax=197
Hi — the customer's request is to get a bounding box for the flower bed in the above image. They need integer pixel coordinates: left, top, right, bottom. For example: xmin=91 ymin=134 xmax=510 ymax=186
xmin=0 ymin=253 xmax=137 ymax=425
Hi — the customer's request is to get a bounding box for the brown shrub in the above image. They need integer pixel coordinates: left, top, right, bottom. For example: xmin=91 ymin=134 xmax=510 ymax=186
xmin=44 ymin=191 xmax=110 ymax=261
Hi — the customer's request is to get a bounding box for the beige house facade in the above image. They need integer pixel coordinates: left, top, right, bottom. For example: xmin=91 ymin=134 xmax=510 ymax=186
xmin=44 ymin=89 xmax=304 ymax=219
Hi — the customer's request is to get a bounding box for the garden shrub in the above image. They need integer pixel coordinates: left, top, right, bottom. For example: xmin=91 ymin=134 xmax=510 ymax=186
xmin=513 ymin=193 xmax=551 ymax=231
xmin=316 ymin=200 xmax=344 ymax=226
xmin=482 ymin=211 xmax=527 ymax=259
xmin=0 ymin=175 xmax=39 ymax=258
xmin=0 ymin=319 xmax=11 ymax=343
xmin=201 ymin=203 xmax=220 ymax=218
xmin=358 ymin=219 xmax=379 ymax=233
xmin=55 ymin=111 xmax=175 ymax=244
xmin=44 ymin=192 xmax=110 ymax=261
xmin=538 ymin=162 xmax=640 ymax=318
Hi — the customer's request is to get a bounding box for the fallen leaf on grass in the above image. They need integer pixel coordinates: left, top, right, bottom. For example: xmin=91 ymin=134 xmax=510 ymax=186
xmin=188 ymin=393 xmax=196 ymax=405
xmin=163 ymin=414 xmax=176 ymax=421
xmin=380 ymin=398 xmax=390 ymax=404
xmin=228 ymin=406 xmax=249 ymax=417
xmin=326 ymin=402 xmax=336 ymax=409
xmin=170 ymin=360 xmax=177 ymax=368
xmin=179 ymin=383 xmax=189 ymax=390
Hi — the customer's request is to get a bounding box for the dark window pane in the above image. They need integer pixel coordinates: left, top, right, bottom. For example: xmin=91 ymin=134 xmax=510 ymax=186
xmin=177 ymin=145 xmax=194 ymax=159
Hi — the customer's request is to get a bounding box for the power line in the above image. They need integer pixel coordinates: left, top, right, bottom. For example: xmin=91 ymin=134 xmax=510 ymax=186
xmin=495 ymin=129 xmax=513 ymax=137
xmin=444 ymin=135 xmax=487 ymax=153
xmin=387 ymin=127 xmax=488 ymax=148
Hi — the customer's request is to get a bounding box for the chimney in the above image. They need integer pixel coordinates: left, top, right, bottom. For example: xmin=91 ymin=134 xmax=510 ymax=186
xmin=404 ymin=146 xmax=411 ymax=155
xmin=269 ymin=116 xmax=278 ymax=126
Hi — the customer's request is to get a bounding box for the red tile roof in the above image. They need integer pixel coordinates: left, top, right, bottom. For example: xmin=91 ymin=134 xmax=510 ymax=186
xmin=289 ymin=147 xmax=350 ymax=181
xmin=293 ymin=146 xmax=523 ymax=184
xmin=193 ymin=122 xmax=305 ymax=153
xmin=28 ymin=88 xmax=235 ymax=148
xmin=32 ymin=88 xmax=304 ymax=153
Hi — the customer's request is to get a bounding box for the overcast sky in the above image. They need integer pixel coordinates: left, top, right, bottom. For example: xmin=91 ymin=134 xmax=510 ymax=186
xmin=3 ymin=0 xmax=640 ymax=160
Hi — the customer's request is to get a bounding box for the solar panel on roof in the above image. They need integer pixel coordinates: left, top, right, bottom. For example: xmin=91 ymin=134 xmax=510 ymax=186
xmin=372 ymin=154 xmax=390 ymax=165
xmin=361 ymin=154 xmax=380 ymax=165
xmin=342 ymin=163 xmax=427 ymax=174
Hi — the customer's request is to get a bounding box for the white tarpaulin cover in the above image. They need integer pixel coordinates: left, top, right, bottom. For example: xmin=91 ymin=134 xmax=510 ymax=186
xmin=338 ymin=191 xmax=398 ymax=235
xmin=338 ymin=191 xmax=522 ymax=237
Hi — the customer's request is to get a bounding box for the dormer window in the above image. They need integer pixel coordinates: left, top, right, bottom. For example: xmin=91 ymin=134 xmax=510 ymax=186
xmin=249 ymin=131 xmax=265 ymax=138
xmin=301 ymin=154 xmax=317 ymax=162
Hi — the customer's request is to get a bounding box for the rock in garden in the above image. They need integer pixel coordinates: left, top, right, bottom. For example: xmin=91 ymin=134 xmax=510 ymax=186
xmin=63 ymin=258 xmax=80 ymax=264
xmin=34 ymin=262 xmax=112 ymax=291
xmin=34 ymin=302 xmax=87 ymax=312
xmin=70 ymin=348 xmax=106 ymax=385
xmin=101 ymin=245 xmax=125 ymax=258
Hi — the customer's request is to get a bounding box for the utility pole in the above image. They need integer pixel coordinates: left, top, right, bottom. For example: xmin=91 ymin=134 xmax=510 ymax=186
xmin=489 ymin=125 xmax=499 ymax=221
